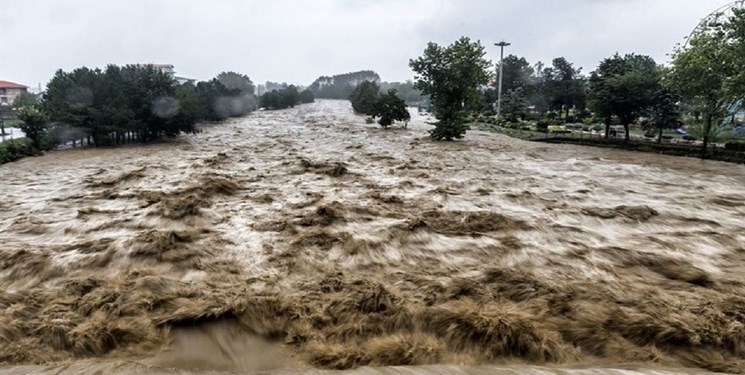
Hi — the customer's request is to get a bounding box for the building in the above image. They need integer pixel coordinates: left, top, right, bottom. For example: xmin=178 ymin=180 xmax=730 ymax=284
xmin=0 ymin=80 xmax=28 ymax=107
xmin=137 ymin=64 xmax=195 ymax=85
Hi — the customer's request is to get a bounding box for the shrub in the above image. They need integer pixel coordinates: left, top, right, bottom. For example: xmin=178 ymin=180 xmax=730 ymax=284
xmin=724 ymin=141 xmax=745 ymax=152
xmin=0 ymin=138 xmax=38 ymax=164
xmin=536 ymin=120 xmax=549 ymax=133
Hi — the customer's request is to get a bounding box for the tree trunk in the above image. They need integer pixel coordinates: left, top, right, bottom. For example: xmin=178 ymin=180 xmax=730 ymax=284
xmin=624 ymin=123 xmax=630 ymax=142
xmin=657 ymin=126 xmax=663 ymax=144
xmin=701 ymin=114 xmax=712 ymax=158
xmin=604 ymin=116 xmax=611 ymax=139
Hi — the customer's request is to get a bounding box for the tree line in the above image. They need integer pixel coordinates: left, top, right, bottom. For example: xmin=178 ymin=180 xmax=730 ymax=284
xmin=35 ymin=66 xmax=261 ymax=147
xmin=259 ymin=85 xmax=314 ymax=110
xmin=408 ymin=9 xmax=745 ymax=154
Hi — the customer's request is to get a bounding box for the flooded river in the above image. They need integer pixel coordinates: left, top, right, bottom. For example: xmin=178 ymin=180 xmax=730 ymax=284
xmin=1 ymin=100 xmax=744 ymax=374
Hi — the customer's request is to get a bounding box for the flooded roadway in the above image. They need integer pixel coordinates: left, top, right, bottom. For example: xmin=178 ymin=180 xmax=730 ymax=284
xmin=1 ymin=100 xmax=744 ymax=374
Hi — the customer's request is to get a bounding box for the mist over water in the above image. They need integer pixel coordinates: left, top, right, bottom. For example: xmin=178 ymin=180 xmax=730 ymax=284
xmin=1 ymin=100 xmax=744 ymax=374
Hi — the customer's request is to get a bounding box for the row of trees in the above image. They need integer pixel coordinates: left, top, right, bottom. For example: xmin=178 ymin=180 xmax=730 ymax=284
xmin=349 ymin=81 xmax=410 ymax=128
xmin=259 ymin=86 xmax=315 ymax=110
xmin=409 ymin=8 xmax=745 ymax=150
xmin=7 ymin=66 xmax=271 ymax=151
xmin=308 ymin=70 xmax=425 ymax=104
xmin=39 ymin=66 xmax=259 ymax=146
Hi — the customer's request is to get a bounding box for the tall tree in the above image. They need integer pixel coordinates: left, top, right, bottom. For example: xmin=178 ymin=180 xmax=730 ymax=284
xmin=669 ymin=28 xmax=733 ymax=154
xmin=410 ymin=37 xmax=492 ymax=140
xmin=726 ymin=9 xmax=745 ymax=101
xmin=216 ymin=71 xmax=255 ymax=95
xmin=646 ymin=84 xmax=681 ymax=143
xmin=349 ymin=80 xmax=380 ymax=115
xmin=588 ymin=54 xmax=661 ymax=141
xmin=538 ymin=57 xmax=586 ymax=121
xmin=497 ymin=55 xmax=535 ymax=94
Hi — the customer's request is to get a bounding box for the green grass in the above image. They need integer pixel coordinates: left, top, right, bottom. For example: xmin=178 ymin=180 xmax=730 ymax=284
xmin=1 ymin=118 xmax=23 ymax=128
xmin=469 ymin=122 xmax=540 ymax=140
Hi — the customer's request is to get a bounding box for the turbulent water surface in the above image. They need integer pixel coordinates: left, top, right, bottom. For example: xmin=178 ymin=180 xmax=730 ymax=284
xmin=1 ymin=100 xmax=745 ymax=374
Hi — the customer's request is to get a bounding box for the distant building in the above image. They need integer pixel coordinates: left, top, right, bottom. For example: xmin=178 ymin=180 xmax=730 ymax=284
xmin=136 ymin=64 xmax=195 ymax=85
xmin=0 ymin=80 xmax=28 ymax=107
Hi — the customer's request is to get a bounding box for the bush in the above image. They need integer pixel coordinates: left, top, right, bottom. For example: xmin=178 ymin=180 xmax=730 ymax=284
xmin=260 ymin=86 xmax=300 ymax=110
xmin=0 ymin=138 xmax=38 ymax=164
xmin=724 ymin=141 xmax=745 ymax=152
xmin=536 ymin=120 xmax=549 ymax=133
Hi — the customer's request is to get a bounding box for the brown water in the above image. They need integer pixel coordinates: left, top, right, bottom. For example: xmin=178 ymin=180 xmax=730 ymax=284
xmin=1 ymin=100 xmax=744 ymax=374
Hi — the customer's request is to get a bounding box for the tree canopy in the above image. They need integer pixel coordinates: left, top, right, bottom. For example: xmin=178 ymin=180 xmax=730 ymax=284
xmin=260 ymin=85 xmax=301 ymax=110
xmin=372 ymin=89 xmax=410 ymax=128
xmin=42 ymin=65 xmax=254 ymax=146
xmin=308 ymin=70 xmax=381 ymax=99
xmin=216 ymin=71 xmax=256 ymax=95
xmin=410 ymin=37 xmax=492 ymax=140
xmin=349 ymin=80 xmax=380 ymax=115
xmin=669 ymin=26 xmax=735 ymax=152
xmin=588 ymin=54 xmax=661 ymax=141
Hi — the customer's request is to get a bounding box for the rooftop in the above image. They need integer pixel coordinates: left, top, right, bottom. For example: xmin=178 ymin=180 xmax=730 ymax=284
xmin=0 ymin=80 xmax=28 ymax=89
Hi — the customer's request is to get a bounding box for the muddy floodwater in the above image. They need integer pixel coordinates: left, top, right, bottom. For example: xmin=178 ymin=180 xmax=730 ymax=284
xmin=1 ymin=100 xmax=745 ymax=374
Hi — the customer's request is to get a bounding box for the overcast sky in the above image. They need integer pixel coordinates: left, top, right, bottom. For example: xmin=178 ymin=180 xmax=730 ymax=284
xmin=0 ymin=0 xmax=731 ymax=88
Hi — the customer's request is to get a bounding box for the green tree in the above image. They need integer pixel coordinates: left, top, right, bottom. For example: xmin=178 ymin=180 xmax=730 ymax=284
xmin=349 ymin=80 xmax=380 ymax=115
xmin=373 ymin=89 xmax=411 ymax=128
xmin=646 ymin=85 xmax=681 ymax=143
xmin=260 ymin=86 xmax=301 ymax=110
xmin=536 ymin=57 xmax=586 ymax=121
xmin=496 ymin=55 xmax=535 ymax=95
xmin=409 ymin=37 xmax=492 ymax=140
xmin=726 ymin=9 xmax=745 ymax=100
xmin=669 ymin=29 xmax=733 ymax=154
xmin=299 ymin=89 xmax=315 ymax=104
xmin=501 ymin=87 xmax=529 ymax=122
xmin=18 ymin=106 xmax=49 ymax=149
xmin=588 ymin=54 xmax=661 ymax=141
xmin=216 ymin=71 xmax=255 ymax=95
xmin=12 ymin=92 xmax=39 ymax=109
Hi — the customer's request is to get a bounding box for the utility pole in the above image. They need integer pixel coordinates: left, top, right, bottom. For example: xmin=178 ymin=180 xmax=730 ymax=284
xmin=495 ymin=41 xmax=511 ymax=120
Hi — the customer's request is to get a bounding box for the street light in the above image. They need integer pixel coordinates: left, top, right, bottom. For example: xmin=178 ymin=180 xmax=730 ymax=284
xmin=495 ymin=41 xmax=511 ymax=120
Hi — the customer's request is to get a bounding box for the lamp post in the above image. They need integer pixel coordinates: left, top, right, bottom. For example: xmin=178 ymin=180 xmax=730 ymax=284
xmin=495 ymin=41 xmax=510 ymax=120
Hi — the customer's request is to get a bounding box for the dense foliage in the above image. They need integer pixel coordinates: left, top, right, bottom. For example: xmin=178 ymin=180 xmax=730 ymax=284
xmin=0 ymin=138 xmax=37 ymax=164
xmin=588 ymin=54 xmax=661 ymax=141
xmin=349 ymin=80 xmax=380 ymax=115
xmin=12 ymin=92 xmax=40 ymax=109
xmin=410 ymin=37 xmax=492 ymax=140
xmin=308 ymin=70 xmax=381 ymax=99
xmin=299 ymin=89 xmax=315 ymax=104
xmin=17 ymin=106 xmax=49 ymax=148
xmin=260 ymin=86 xmax=301 ymax=110
xmin=373 ymin=89 xmax=411 ymax=128
xmin=42 ymin=65 xmax=253 ymax=146
xmin=669 ymin=21 xmax=739 ymax=153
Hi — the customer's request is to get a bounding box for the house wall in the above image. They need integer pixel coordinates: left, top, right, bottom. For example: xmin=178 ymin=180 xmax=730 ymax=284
xmin=0 ymin=87 xmax=27 ymax=107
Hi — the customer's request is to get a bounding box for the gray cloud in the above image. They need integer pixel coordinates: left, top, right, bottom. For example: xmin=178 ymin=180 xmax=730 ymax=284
xmin=0 ymin=0 xmax=727 ymax=88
